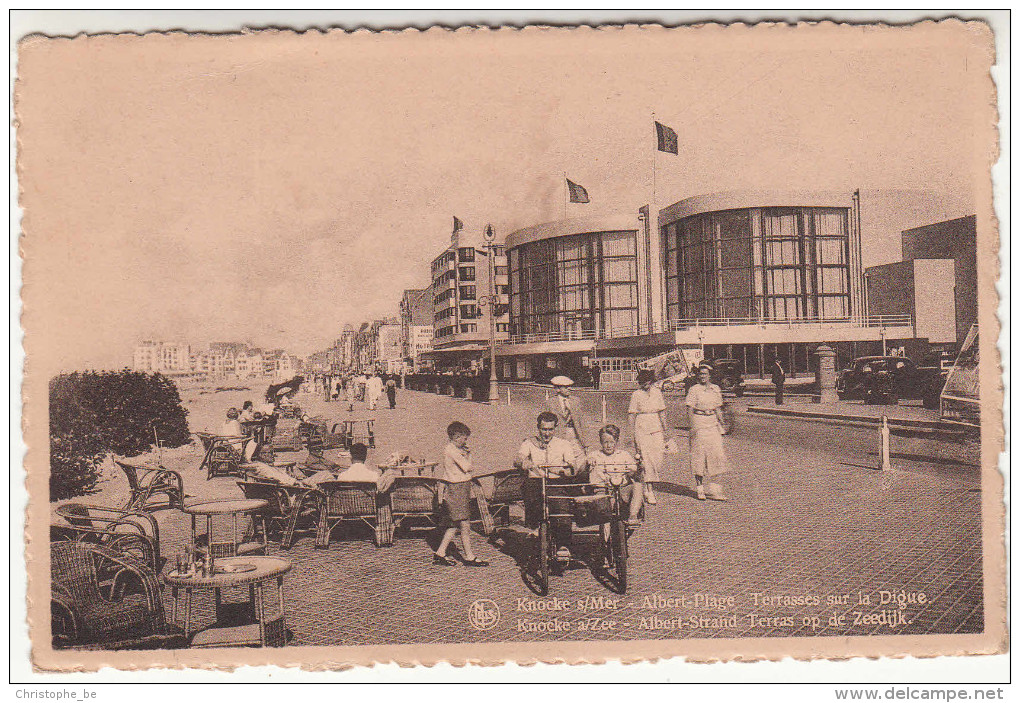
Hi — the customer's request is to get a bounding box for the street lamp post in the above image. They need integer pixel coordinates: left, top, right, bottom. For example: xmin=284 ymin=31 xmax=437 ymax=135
xmin=483 ymin=224 xmax=499 ymax=403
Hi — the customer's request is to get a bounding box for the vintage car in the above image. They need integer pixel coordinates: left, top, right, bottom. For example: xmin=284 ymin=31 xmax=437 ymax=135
xmin=671 ymin=358 xmax=745 ymax=396
xmin=835 ymin=356 xmax=945 ymax=407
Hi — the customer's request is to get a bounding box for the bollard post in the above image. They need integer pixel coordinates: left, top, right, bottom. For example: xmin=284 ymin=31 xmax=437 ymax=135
xmin=880 ymin=414 xmax=891 ymax=471
xmin=601 ymin=394 xmax=607 ymax=424
xmin=506 ymin=386 xmax=511 ymax=407
xmin=545 ymin=388 xmax=550 ymax=402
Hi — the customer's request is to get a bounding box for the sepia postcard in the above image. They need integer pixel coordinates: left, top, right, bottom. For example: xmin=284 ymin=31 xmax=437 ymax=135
xmin=15 ymin=17 xmax=1005 ymax=673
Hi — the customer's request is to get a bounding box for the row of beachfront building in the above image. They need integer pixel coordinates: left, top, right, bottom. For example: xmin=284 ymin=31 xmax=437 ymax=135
xmin=132 ymin=341 xmax=302 ymax=381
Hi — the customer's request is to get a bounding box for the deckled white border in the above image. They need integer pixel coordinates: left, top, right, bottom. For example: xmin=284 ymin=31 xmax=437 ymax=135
xmin=8 ymin=9 xmax=1010 ymax=686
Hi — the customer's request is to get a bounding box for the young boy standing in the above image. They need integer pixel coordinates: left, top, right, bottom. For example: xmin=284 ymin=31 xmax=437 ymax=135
xmin=434 ymin=421 xmax=489 ymax=567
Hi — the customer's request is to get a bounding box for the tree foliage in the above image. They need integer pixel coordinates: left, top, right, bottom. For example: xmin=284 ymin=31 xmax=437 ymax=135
xmin=49 ymin=370 xmax=190 ymax=500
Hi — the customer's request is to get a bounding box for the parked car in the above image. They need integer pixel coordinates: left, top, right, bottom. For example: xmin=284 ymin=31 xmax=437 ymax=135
xmin=835 ymin=356 xmax=945 ymax=407
xmin=669 ymin=358 xmax=745 ymax=396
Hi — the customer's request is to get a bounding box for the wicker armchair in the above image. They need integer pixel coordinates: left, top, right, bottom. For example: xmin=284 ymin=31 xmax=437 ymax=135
xmin=114 ymin=459 xmax=184 ymax=512
xmin=196 ymin=435 xmax=251 ymax=480
xmin=52 ymin=503 xmax=160 ymax=569
xmin=482 ymin=469 xmax=528 ymax=530
xmin=50 ymin=541 xmax=173 ymax=648
xmin=237 ymin=480 xmax=321 ymax=550
xmin=302 ymin=421 xmax=347 ymax=455
xmin=314 ymin=481 xmax=386 ymax=548
xmin=385 ymin=476 xmax=441 ymax=543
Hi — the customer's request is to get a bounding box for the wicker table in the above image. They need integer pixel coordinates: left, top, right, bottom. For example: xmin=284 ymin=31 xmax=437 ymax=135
xmin=163 ymin=556 xmax=292 ymax=648
xmin=183 ymin=499 xmax=268 ymax=557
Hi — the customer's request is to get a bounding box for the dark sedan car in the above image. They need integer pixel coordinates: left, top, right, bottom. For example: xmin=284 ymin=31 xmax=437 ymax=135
xmin=836 ymin=356 xmax=945 ymax=407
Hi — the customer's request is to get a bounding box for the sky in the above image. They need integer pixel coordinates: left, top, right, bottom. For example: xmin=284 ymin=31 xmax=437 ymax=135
xmin=16 ymin=19 xmax=991 ymax=371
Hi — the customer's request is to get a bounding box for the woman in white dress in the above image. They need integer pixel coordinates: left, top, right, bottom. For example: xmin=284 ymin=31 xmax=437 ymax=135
xmin=684 ymin=363 xmax=730 ymax=501
xmin=628 ymin=369 xmax=674 ymax=505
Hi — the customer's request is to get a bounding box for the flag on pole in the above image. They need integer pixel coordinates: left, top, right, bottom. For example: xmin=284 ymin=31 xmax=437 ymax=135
xmin=453 ymin=216 xmax=464 ymax=231
xmin=655 ymin=121 xmax=678 ymax=154
xmin=566 ymin=178 xmax=590 ymax=203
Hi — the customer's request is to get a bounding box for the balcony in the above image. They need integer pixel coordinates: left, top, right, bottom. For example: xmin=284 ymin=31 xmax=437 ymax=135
xmin=505 ymin=315 xmax=914 ymax=347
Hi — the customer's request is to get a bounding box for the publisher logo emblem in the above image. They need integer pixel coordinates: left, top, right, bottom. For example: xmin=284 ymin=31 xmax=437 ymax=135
xmin=468 ymin=599 xmax=500 ymax=631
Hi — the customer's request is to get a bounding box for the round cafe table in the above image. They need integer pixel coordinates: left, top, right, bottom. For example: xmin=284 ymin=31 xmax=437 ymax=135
xmin=163 ymin=556 xmax=292 ymax=648
xmin=183 ymin=498 xmax=268 ymax=558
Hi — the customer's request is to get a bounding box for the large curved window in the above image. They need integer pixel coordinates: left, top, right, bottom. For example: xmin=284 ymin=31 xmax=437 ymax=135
xmin=664 ymin=207 xmax=850 ymax=322
xmin=509 ymin=230 xmax=638 ymax=337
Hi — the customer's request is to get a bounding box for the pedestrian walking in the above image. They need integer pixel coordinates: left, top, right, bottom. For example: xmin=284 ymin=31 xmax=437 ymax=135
xmin=433 ymin=422 xmax=488 ymax=566
xmin=548 ymin=375 xmax=587 ymax=454
xmin=385 ymin=375 xmax=397 ymax=409
xmin=590 ymin=363 xmax=601 ymax=391
xmin=366 ymin=373 xmax=384 ymax=411
xmin=628 ymin=369 xmax=674 ymax=506
xmin=772 ymin=360 xmax=786 ymax=405
xmin=685 ymin=363 xmax=730 ymax=501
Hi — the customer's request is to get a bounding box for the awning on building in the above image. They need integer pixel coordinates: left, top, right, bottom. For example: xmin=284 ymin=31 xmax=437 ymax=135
xmin=419 ymin=344 xmax=489 ymax=360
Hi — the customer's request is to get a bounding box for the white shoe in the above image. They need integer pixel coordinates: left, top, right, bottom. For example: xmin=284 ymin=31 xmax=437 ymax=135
xmin=644 ymin=488 xmax=658 ymax=505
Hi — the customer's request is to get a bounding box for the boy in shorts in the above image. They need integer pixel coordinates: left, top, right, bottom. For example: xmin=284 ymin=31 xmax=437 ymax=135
xmin=433 ymin=421 xmax=489 ymax=566
xmin=587 ymin=424 xmax=644 ymax=526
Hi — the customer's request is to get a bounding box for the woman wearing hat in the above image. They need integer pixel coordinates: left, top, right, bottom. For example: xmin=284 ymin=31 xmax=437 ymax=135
xmin=628 ymin=368 xmax=673 ymax=505
xmin=684 ymin=363 xmax=730 ymax=501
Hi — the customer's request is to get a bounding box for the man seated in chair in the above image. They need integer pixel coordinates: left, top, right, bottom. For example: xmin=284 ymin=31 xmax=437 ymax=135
xmin=514 ymin=411 xmax=586 ymax=559
xmin=332 ymin=442 xmax=382 ymax=487
xmin=299 ymin=442 xmax=382 ymax=489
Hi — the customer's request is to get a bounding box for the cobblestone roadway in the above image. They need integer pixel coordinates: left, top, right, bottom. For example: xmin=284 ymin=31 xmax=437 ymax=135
xmin=98 ymin=386 xmax=983 ymax=646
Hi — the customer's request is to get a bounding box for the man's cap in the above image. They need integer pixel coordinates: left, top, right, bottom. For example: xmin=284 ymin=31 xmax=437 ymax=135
xmin=698 ymin=361 xmax=714 ymax=371
xmin=550 ymin=375 xmax=574 ymax=387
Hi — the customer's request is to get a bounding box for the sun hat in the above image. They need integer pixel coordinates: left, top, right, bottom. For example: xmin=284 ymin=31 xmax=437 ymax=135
xmin=550 ymin=375 xmax=574 ymax=387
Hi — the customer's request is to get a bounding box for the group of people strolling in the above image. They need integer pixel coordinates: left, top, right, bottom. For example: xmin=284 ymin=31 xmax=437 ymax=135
xmin=319 ymin=372 xmax=399 ymax=411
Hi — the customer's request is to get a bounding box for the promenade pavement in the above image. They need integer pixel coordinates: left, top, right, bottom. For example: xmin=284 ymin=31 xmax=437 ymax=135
xmin=70 ymin=383 xmax=983 ymax=647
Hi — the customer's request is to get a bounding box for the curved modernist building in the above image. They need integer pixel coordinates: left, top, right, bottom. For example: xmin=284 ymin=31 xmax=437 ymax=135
xmin=507 ymin=215 xmax=644 ymax=339
xmin=659 ymin=190 xmax=864 ymax=326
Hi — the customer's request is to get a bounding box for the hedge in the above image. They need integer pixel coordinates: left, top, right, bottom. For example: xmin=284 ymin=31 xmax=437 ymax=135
xmin=49 ymin=370 xmax=191 ymax=501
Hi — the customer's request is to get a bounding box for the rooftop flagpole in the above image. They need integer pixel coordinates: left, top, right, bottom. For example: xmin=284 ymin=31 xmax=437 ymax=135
xmin=651 ymin=113 xmax=657 ymax=215
xmin=563 ymin=171 xmax=568 ymax=219
xmin=651 ymin=112 xmax=658 ymax=335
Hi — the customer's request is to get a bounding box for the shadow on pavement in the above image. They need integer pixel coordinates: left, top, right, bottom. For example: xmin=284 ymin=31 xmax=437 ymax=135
xmin=655 ymin=481 xmax=699 ymax=500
